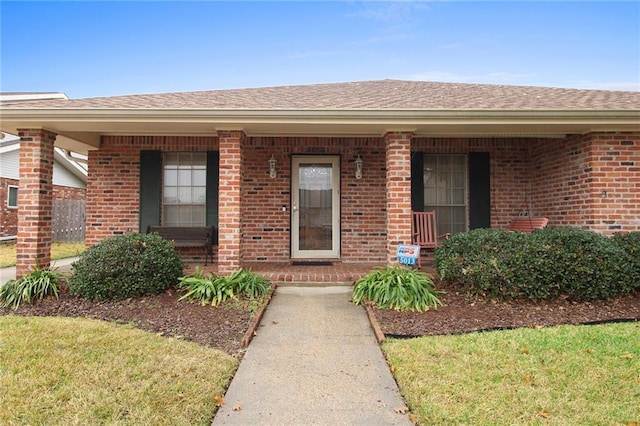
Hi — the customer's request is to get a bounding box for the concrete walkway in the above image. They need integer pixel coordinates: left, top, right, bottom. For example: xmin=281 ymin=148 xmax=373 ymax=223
xmin=213 ymin=286 xmax=411 ymax=425
xmin=0 ymin=257 xmax=78 ymax=285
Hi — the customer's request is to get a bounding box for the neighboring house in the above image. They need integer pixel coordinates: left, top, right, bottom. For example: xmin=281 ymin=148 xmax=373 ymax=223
xmin=0 ymin=135 xmax=87 ymax=240
xmin=1 ymin=92 xmax=87 ymax=241
xmin=0 ymin=80 xmax=638 ymax=277
xmin=0 ymin=92 xmax=69 ymax=102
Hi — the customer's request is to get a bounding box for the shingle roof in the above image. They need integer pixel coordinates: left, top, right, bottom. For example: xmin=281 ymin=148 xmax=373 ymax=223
xmin=2 ymin=80 xmax=639 ymax=110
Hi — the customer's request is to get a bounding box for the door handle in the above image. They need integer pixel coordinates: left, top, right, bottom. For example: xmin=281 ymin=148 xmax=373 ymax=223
xmin=292 ymin=202 xmax=298 ymax=212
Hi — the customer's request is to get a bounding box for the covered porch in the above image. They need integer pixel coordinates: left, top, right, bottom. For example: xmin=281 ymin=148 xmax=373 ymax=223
xmin=2 ymin=80 xmax=638 ymax=280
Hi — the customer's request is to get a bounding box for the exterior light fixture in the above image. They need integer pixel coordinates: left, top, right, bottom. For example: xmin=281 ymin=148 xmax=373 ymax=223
xmin=269 ymin=154 xmax=277 ymax=178
xmin=355 ymin=155 xmax=363 ymax=179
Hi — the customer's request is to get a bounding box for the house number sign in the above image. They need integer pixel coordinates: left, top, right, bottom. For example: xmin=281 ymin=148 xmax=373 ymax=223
xmin=397 ymin=245 xmax=420 ymax=266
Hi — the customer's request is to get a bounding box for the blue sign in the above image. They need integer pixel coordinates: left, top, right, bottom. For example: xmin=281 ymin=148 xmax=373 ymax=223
xmin=397 ymin=245 xmax=420 ymax=266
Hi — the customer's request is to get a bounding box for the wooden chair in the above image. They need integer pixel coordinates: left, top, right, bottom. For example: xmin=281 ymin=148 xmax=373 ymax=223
xmin=509 ymin=217 xmax=549 ymax=233
xmin=411 ymin=211 xmax=450 ymax=267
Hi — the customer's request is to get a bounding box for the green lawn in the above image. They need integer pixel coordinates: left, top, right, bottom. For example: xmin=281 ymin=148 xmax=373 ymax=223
xmin=0 ymin=242 xmax=85 ymax=268
xmin=0 ymin=316 xmax=238 ymax=425
xmin=383 ymin=322 xmax=639 ymax=425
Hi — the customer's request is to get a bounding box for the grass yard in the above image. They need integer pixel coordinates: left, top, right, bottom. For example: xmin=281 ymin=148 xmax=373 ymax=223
xmin=383 ymin=322 xmax=639 ymax=425
xmin=0 ymin=316 xmax=238 ymax=425
xmin=0 ymin=242 xmax=85 ymax=268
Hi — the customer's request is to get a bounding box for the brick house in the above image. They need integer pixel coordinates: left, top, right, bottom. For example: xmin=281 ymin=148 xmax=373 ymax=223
xmin=1 ymin=80 xmax=638 ymax=279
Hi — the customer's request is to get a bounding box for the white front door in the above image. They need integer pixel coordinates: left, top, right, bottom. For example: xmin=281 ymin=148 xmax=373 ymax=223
xmin=291 ymin=156 xmax=340 ymax=259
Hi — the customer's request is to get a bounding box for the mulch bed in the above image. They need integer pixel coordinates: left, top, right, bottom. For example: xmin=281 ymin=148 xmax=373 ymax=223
xmin=374 ymin=281 xmax=640 ymax=338
xmin=0 ymin=286 xmax=254 ymax=357
xmin=2 ymin=281 xmax=639 ymax=356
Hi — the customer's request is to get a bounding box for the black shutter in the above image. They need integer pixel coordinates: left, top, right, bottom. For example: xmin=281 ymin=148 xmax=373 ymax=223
xmin=206 ymin=151 xmax=219 ymax=243
xmin=411 ymin=152 xmax=424 ymax=212
xmin=468 ymin=152 xmax=491 ymax=229
xmin=139 ymin=150 xmax=162 ymax=233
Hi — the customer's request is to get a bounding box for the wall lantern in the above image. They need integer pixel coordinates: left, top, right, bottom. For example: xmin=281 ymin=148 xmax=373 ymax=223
xmin=355 ymin=155 xmax=363 ymax=179
xmin=269 ymin=154 xmax=277 ymax=178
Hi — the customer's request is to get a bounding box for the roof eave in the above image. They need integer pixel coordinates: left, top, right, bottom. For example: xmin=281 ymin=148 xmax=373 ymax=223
xmin=1 ymin=108 xmax=638 ymax=150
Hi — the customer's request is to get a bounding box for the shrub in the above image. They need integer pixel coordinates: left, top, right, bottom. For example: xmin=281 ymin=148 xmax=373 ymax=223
xmin=68 ymin=233 xmax=183 ymax=301
xmin=435 ymin=227 xmax=636 ymax=301
xmin=352 ymin=266 xmax=442 ymax=312
xmin=435 ymin=228 xmax=525 ymax=299
xmin=516 ymin=228 xmax=634 ymax=300
xmin=178 ymin=268 xmax=272 ymax=306
xmin=0 ymin=266 xmax=62 ymax=309
xmin=611 ymin=232 xmax=640 ymax=291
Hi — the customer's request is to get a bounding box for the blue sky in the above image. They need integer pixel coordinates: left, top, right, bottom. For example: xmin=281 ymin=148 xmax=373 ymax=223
xmin=1 ymin=1 xmax=639 ymax=98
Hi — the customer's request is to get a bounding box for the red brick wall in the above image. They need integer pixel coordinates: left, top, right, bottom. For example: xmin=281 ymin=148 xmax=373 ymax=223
xmin=531 ymin=132 xmax=640 ymax=234
xmin=86 ymin=136 xmax=218 ymax=245
xmin=342 ymin=138 xmax=388 ymax=262
xmin=385 ymin=132 xmax=413 ymax=263
xmin=16 ymin=129 xmax=56 ymax=277
xmin=217 ymin=131 xmax=244 ymax=273
xmin=242 ymin=137 xmax=388 ymax=263
xmin=413 ymin=137 xmax=535 ymax=229
xmin=92 ymin=135 xmax=389 ymax=264
xmin=412 ymin=133 xmax=640 ymax=234
xmin=86 ymin=132 xmax=638 ymax=268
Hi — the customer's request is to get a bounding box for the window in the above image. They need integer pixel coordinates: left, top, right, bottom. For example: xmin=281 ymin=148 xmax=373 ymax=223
xmin=7 ymin=186 xmax=18 ymax=208
xmin=423 ymin=155 xmax=467 ymax=235
xmin=162 ymin=153 xmax=207 ymax=226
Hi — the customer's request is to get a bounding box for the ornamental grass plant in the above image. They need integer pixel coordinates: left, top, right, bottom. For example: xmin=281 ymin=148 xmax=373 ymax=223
xmin=352 ymin=265 xmax=442 ymax=312
xmin=0 ymin=266 xmax=62 ymax=309
xmin=178 ymin=267 xmax=272 ymax=306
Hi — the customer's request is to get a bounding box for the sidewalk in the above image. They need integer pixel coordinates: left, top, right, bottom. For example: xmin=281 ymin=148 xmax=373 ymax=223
xmin=0 ymin=257 xmax=78 ymax=285
xmin=213 ymin=286 xmax=412 ymax=425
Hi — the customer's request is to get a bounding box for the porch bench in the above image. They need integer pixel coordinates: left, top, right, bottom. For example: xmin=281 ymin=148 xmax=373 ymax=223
xmin=147 ymin=226 xmax=216 ymax=265
xmin=509 ymin=217 xmax=549 ymax=233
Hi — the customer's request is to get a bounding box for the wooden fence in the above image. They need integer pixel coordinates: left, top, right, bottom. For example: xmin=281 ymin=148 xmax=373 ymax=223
xmin=52 ymin=199 xmax=86 ymax=242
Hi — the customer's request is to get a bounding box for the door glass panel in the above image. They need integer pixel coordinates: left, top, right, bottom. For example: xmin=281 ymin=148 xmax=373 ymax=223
xmin=299 ymin=163 xmax=332 ymax=251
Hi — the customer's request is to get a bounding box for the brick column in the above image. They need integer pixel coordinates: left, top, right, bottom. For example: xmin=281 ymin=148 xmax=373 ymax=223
xmin=16 ymin=129 xmax=56 ymax=277
xmin=217 ymin=130 xmax=244 ymax=273
xmin=384 ymin=131 xmax=413 ymax=264
xmin=582 ymin=132 xmax=640 ymax=234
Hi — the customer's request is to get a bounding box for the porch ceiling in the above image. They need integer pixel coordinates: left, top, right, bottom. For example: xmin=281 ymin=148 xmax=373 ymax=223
xmin=2 ymin=109 xmax=639 ymax=155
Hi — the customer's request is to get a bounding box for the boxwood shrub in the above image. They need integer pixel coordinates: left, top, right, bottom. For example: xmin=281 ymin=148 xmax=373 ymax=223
xmin=435 ymin=227 xmax=638 ymax=301
xmin=611 ymin=232 xmax=640 ymax=291
xmin=434 ymin=228 xmax=526 ymax=299
xmin=68 ymin=233 xmax=184 ymax=301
